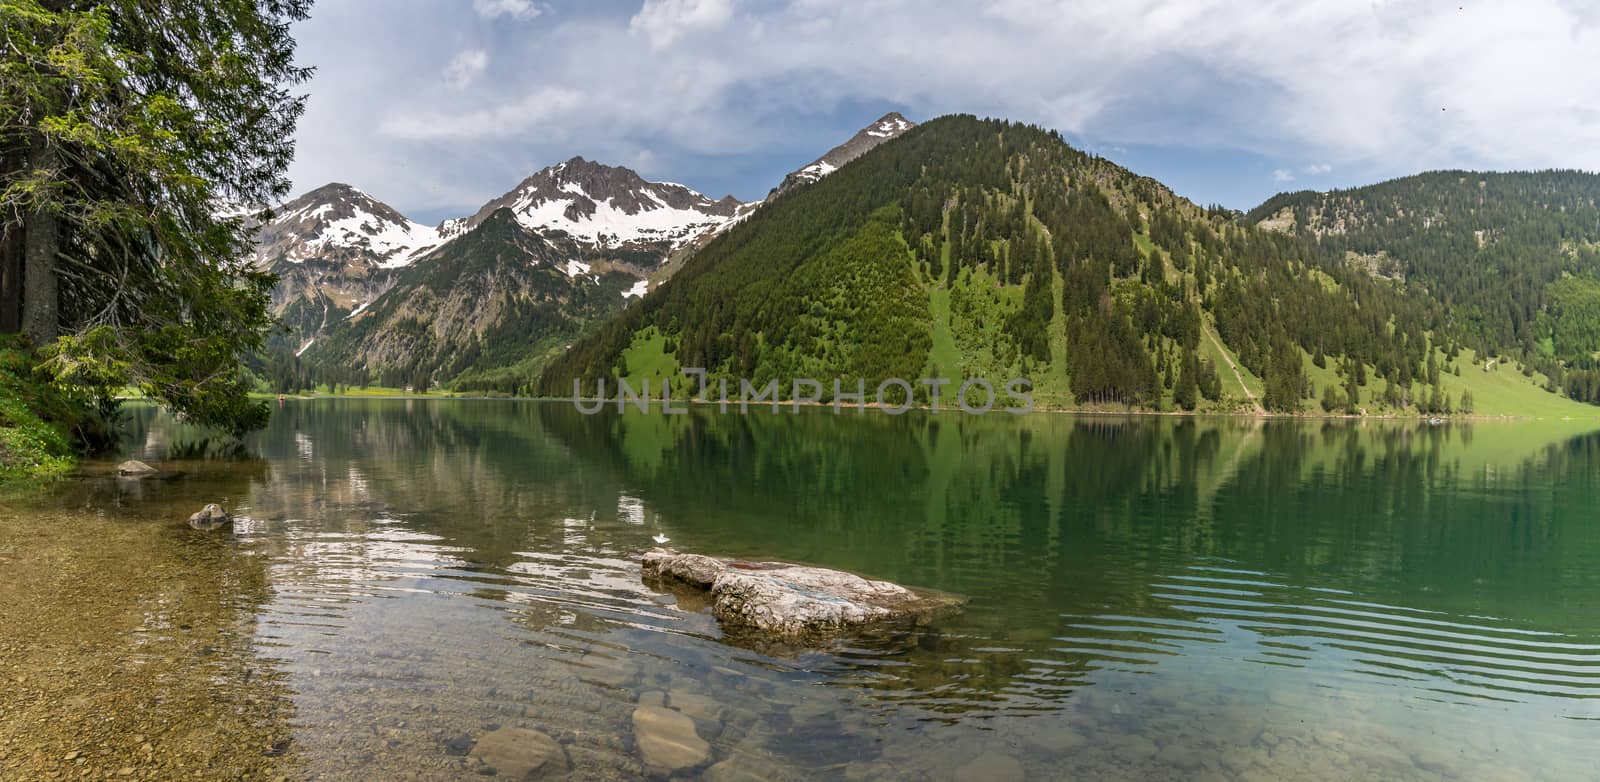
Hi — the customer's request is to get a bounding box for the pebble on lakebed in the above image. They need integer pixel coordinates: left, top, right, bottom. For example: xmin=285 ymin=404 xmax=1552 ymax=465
xmin=640 ymin=548 xmax=964 ymax=641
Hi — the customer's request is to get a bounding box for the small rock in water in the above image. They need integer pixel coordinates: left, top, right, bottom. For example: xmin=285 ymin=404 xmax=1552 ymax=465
xmin=955 ymin=751 xmax=1025 ymax=782
xmin=633 ymin=704 xmax=710 ymax=773
xmin=1020 ymin=725 xmax=1086 ymax=753
xmin=705 ymin=756 xmax=788 ymax=782
xmin=1156 ymin=742 xmax=1204 ymax=771
xmin=642 ymin=552 xmax=727 ymax=589
xmin=117 ymin=459 xmax=158 ymax=477
xmin=467 ymin=727 xmax=564 ymax=778
xmin=640 ymin=548 xmax=964 ymax=641
xmin=187 ymin=503 xmax=232 ymax=531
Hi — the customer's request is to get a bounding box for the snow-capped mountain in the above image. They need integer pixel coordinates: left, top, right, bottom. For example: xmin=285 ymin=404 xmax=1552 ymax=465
xmin=437 ymin=156 xmax=743 ymax=251
xmin=253 ymin=163 xmax=747 ymax=359
xmin=768 ymin=112 xmax=916 ymax=200
xmin=261 ymin=114 xmax=919 ymax=389
xmin=251 ymin=184 xmax=447 ymax=353
xmin=256 ymin=183 xmax=442 ymax=269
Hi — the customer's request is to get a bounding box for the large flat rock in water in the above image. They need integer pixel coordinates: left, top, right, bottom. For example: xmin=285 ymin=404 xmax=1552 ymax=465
xmin=641 ymin=549 xmax=963 ymax=640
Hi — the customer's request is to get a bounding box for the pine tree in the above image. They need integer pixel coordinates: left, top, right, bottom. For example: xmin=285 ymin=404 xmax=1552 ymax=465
xmin=1198 ymin=358 xmax=1223 ymax=401
xmin=1175 ymin=350 xmax=1199 ymax=411
xmin=1321 ymin=384 xmax=1342 ymax=412
xmin=1343 ymin=359 xmax=1361 ymax=413
xmin=2 ymin=0 xmax=312 ymax=436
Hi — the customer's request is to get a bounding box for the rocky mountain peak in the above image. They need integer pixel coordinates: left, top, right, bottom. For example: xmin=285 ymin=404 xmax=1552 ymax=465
xmin=254 ymin=182 xmax=441 ymax=270
xmin=768 ymin=112 xmax=918 ymax=200
xmin=865 ymin=112 xmax=915 ymax=138
xmin=437 ymin=158 xmax=743 ymax=249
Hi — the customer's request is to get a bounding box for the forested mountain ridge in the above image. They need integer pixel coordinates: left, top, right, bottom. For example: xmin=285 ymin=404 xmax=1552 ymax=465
xmin=1250 ymin=170 xmax=1600 ymax=404
xmin=262 ymin=115 xmax=938 ymax=393
xmin=536 ymin=115 xmax=1546 ymax=416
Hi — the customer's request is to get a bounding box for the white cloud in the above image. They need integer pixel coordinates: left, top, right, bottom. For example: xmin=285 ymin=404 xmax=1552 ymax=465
xmin=629 ymin=0 xmax=734 ymax=50
xmin=381 ymin=86 xmax=586 ymax=139
xmin=1273 ymin=168 xmax=1296 ymax=183
xmin=442 ymin=49 xmax=488 ymax=89
xmin=416 ymin=0 xmax=1600 ymax=171
xmin=473 ymin=0 xmax=542 ymax=21
xmin=291 ymin=0 xmax=1600 ymax=218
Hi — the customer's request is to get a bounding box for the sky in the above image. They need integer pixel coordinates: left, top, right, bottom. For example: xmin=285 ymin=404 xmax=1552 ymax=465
xmin=286 ymin=0 xmax=1600 ymax=225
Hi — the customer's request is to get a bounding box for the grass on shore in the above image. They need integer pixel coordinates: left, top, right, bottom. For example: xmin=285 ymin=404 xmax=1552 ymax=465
xmin=0 ymin=341 xmax=75 ymax=486
xmin=247 ymin=384 xmax=470 ymax=399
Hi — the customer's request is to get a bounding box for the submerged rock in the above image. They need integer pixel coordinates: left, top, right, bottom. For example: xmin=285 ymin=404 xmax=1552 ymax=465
xmin=955 ymin=751 xmax=1025 ymax=782
xmin=468 ymin=726 xmax=564 ymax=778
xmin=117 ymin=459 xmax=158 ymax=477
xmin=641 ymin=549 xmax=963 ymax=641
xmin=187 ymin=503 xmax=232 ymax=531
xmin=633 ymin=704 xmax=710 ymax=773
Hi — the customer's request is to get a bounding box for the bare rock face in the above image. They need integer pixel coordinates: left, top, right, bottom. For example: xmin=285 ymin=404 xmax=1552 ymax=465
xmin=640 ymin=549 xmax=963 ymax=641
xmin=187 ymin=504 xmax=232 ymax=531
xmin=117 ymin=460 xmax=158 ymax=477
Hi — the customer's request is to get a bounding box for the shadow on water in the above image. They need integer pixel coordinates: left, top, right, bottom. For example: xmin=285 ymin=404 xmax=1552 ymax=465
xmin=56 ymin=399 xmax=1600 ymax=780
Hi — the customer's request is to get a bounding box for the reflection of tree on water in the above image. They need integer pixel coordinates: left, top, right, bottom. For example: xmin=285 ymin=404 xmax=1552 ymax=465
xmin=542 ymin=406 xmax=1600 ymax=714
xmin=128 ymin=401 xmax=1600 ymax=720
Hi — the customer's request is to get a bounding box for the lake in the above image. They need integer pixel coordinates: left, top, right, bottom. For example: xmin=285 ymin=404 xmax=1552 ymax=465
xmin=3 ymin=399 xmax=1599 ymax=780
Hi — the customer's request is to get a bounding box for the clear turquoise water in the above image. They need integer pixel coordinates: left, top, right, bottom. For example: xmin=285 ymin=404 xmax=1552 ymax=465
xmin=107 ymin=401 xmax=1600 ymax=779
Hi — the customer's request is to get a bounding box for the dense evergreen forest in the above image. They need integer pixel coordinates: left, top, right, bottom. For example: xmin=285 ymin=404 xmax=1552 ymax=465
xmin=539 ymin=115 xmax=1502 ymax=415
xmin=2 ymin=0 xmax=309 ymax=479
xmin=1251 ymin=171 xmax=1600 ymax=405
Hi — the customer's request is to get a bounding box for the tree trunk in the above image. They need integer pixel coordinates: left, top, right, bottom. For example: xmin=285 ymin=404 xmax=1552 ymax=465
xmin=0 ymin=226 xmax=20 ymax=334
xmin=22 ymin=134 xmax=59 ymax=344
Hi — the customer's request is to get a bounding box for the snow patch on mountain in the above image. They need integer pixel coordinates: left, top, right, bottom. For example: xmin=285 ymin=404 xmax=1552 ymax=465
xmin=258 ymin=183 xmax=441 ymax=269
xmin=293 ymin=208 xmax=439 ymax=268
xmin=509 ymin=188 xmax=730 ymax=249
xmin=768 ymin=112 xmax=917 ymax=200
xmin=437 ymin=157 xmax=743 ymax=251
xmin=866 ymin=115 xmax=914 ymax=138
xmin=346 ymin=298 xmax=376 ymax=320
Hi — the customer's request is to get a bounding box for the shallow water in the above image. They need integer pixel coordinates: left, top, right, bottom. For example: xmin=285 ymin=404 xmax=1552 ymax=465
xmin=7 ymin=400 xmax=1600 ymax=780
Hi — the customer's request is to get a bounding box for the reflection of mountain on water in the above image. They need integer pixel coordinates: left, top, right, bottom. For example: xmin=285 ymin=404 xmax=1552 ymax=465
xmin=109 ymin=401 xmax=1600 ymax=779
xmin=542 ymin=405 xmax=1600 ymax=717
xmin=104 ymin=401 xmax=1600 ymax=779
